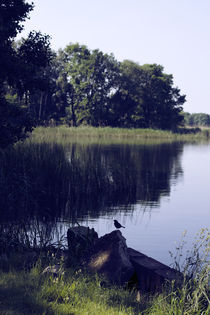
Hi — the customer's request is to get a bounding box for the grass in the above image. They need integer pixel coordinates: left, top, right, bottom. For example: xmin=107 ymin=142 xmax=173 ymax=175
xmin=29 ymin=126 xmax=210 ymax=145
xmin=0 ymin=229 xmax=209 ymax=315
xmin=0 ymin=256 xmax=208 ymax=315
xmin=0 ymin=263 xmax=144 ymax=315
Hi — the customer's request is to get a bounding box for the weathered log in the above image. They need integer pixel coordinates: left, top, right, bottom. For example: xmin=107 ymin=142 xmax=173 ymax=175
xmin=128 ymin=247 xmax=183 ymax=292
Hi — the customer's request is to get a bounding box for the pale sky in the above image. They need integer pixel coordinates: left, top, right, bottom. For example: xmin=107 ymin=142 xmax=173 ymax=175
xmin=17 ymin=0 xmax=210 ymax=114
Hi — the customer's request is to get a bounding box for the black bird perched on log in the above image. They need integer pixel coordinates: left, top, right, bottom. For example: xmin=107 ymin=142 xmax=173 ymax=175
xmin=114 ymin=220 xmax=125 ymax=229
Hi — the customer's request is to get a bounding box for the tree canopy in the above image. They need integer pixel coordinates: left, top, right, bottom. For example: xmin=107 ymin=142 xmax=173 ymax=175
xmin=62 ymin=43 xmax=120 ymax=126
xmin=0 ymin=1 xmax=53 ymax=148
xmin=1 ymin=1 xmax=189 ymax=149
xmin=109 ymin=60 xmax=185 ymax=129
xmin=183 ymin=112 xmax=210 ymax=127
xmin=0 ymin=0 xmax=34 ymax=148
xmin=38 ymin=48 xmax=185 ymax=130
xmin=0 ymin=0 xmax=34 ymax=83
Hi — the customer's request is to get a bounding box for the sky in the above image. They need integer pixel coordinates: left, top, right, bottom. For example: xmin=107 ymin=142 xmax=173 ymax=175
xmin=16 ymin=0 xmax=210 ymax=114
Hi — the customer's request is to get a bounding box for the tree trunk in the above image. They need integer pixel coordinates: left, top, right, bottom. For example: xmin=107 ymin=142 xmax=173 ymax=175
xmin=38 ymin=91 xmax=44 ymax=120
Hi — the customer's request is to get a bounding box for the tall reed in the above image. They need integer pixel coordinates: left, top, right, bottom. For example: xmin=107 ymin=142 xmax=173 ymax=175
xmin=146 ymin=228 xmax=209 ymax=314
xmin=30 ymin=126 xmax=210 ymax=144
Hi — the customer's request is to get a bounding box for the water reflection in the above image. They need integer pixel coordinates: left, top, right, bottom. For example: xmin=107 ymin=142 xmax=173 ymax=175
xmin=0 ymin=140 xmax=184 ymax=248
xmin=0 ymin=141 xmax=183 ymax=221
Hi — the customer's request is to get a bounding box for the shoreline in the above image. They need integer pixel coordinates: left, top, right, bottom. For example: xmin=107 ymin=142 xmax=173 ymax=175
xmin=28 ymin=125 xmax=210 ymax=144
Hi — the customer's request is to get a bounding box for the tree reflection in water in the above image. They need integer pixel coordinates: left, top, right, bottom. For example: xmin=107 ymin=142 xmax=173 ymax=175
xmin=0 ymin=141 xmax=183 ymax=246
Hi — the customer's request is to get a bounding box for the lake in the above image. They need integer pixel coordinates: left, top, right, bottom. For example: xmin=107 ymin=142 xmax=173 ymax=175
xmin=0 ymin=139 xmax=209 ymax=266
xmin=84 ymin=142 xmax=210 ymax=266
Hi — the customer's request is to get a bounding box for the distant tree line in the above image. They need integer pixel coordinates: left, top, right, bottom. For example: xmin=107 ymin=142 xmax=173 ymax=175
xmin=183 ymin=112 xmax=210 ymax=127
xmin=1 ymin=0 xmax=187 ymax=148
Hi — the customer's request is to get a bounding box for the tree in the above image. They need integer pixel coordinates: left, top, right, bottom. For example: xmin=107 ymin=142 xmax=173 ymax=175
xmin=183 ymin=112 xmax=210 ymax=127
xmin=0 ymin=95 xmax=33 ymax=148
xmin=109 ymin=60 xmax=144 ymax=127
xmin=85 ymin=49 xmax=120 ymax=126
xmin=110 ymin=61 xmax=186 ymax=129
xmin=0 ymin=0 xmax=34 ymax=84
xmin=16 ymin=31 xmax=54 ymax=120
xmin=0 ymin=1 xmax=55 ymax=146
xmin=48 ymin=50 xmax=71 ymax=123
xmin=140 ymin=64 xmax=185 ymax=129
xmin=55 ymin=45 xmax=88 ymax=126
xmin=0 ymin=0 xmax=34 ymax=148
xmin=62 ymin=43 xmax=120 ymax=126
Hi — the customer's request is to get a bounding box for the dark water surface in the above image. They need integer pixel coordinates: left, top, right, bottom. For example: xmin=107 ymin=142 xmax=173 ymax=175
xmin=0 ymin=140 xmax=209 ymax=266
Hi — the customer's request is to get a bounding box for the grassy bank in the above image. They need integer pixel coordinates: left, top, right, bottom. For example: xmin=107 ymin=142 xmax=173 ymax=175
xmin=0 ymin=255 xmax=209 ymax=315
xmin=29 ymin=126 xmax=210 ymax=144
xmin=0 ymin=266 xmax=142 ymax=315
xmin=0 ymin=229 xmax=209 ymax=315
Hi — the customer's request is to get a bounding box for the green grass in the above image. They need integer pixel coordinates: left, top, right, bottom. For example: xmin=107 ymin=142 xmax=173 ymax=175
xmin=29 ymin=126 xmax=210 ymax=145
xmin=0 ymin=259 xmax=209 ymax=315
xmin=0 ymin=265 xmax=144 ymax=315
xmin=0 ymin=229 xmax=209 ymax=315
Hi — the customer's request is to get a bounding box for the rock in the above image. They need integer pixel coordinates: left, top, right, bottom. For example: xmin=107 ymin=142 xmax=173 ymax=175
xmin=86 ymin=230 xmax=135 ymax=285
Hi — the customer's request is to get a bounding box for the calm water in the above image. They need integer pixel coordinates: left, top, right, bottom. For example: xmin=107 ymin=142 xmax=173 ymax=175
xmin=86 ymin=142 xmax=210 ymax=265
xmin=1 ymin=140 xmax=209 ymax=266
xmin=64 ymin=141 xmax=210 ymax=266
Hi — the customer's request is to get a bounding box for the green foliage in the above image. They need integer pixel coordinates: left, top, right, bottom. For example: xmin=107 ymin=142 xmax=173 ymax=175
xmin=61 ymin=43 xmax=120 ymax=126
xmin=0 ymin=0 xmax=33 ymax=39
xmin=51 ymin=48 xmax=185 ymax=130
xmin=0 ymin=95 xmax=34 ymax=148
xmin=19 ymin=31 xmax=52 ymax=68
xmin=0 ymin=0 xmax=33 ymax=83
xmin=16 ymin=31 xmax=53 ymax=95
xmin=110 ymin=61 xmax=185 ymax=129
xmin=2 ymin=29 xmax=187 ymax=137
xmin=0 ymin=1 xmax=54 ymax=148
xmin=0 ymin=0 xmax=33 ymax=90
xmin=15 ymin=31 xmax=55 ymax=122
xmin=0 ymin=1 xmax=34 ymax=149
xmin=0 ymin=2 xmax=194 ymax=145
xmin=184 ymin=112 xmax=210 ymax=127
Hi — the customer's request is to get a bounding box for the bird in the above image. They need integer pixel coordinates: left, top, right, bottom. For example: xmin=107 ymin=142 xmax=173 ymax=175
xmin=114 ymin=220 xmax=125 ymax=229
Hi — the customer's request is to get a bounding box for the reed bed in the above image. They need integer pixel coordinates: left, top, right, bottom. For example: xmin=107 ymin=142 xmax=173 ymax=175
xmin=0 ymin=139 xmax=138 ymax=226
xmin=29 ymin=126 xmax=210 ymax=145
